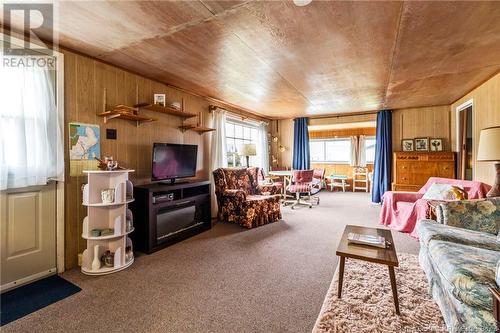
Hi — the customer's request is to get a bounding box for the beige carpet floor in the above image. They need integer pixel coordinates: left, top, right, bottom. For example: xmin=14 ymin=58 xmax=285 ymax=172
xmin=313 ymin=253 xmax=447 ymax=333
xmin=2 ymin=192 xmax=421 ymax=333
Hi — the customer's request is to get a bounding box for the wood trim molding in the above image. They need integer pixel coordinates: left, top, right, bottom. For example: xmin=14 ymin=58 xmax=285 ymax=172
xmin=310 ymin=110 xmax=378 ymax=119
xmin=454 ymin=99 xmax=473 ymax=152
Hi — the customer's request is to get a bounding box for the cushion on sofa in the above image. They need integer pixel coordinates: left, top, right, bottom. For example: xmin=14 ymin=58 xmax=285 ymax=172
xmin=440 ymin=198 xmax=500 ymax=235
xmin=417 ymin=220 xmax=500 ymax=252
xmin=224 ymin=168 xmax=254 ymax=194
xmin=422 ymin=183 xmax=465 ymax=200
xmin=427 ymin=240 xmax=498 ymax=311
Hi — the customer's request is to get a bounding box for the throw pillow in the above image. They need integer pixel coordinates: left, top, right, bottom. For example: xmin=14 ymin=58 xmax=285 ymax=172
xmin=422 ymin=183 xmax=465 ymax=200
xmin=450 ymin=186 xmax=468 ymax=200
xmin=440 ymin=198 xmax=500 ymax=235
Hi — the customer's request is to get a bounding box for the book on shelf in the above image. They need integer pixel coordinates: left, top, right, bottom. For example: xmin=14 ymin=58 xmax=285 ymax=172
xmin=347 ymin=232 xmax=386 ymax=248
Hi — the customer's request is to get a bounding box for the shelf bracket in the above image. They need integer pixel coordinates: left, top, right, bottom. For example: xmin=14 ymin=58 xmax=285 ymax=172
xmin=103 ymin=113 xmax=121 ymax=123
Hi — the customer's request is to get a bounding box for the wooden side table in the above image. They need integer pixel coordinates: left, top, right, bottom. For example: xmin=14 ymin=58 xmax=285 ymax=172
xmin=336 ymin=225 xmax=400 ymax=315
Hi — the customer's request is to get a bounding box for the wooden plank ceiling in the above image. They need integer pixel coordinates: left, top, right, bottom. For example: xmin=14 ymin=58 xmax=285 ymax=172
xmin=3 ymin=1 xmax=500 ymax=118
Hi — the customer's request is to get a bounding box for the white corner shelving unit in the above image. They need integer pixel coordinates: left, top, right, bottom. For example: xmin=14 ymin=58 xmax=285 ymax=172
xmin=81 ymin=169 xmax=135 ymax=276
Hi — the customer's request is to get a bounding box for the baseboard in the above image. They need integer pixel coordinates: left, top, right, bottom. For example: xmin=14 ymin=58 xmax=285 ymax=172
xmin=1 ymin=268 xmax=56 ymax=293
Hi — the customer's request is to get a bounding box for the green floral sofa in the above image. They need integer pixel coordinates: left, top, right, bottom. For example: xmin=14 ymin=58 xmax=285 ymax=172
xmin=416 ymin=198 xmax=500 ymax=333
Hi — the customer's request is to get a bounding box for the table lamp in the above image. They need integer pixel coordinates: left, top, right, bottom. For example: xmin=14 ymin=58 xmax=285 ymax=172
xmin=477 ymin=126 xmax=500 ymax=197
xmin=239 ymin=143 xmax=257 ymax=167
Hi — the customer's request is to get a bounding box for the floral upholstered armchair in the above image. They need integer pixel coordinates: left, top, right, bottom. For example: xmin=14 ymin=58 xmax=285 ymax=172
xmin=213 ymin=168 xmax=281 ymax=228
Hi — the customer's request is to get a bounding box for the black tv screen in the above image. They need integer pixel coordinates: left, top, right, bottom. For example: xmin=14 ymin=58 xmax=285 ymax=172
xmin=152 ymin=143 xmax=198 ymax=181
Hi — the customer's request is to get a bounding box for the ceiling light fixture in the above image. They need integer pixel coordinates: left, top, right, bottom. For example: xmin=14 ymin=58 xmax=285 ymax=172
xmin=293 ymin=0 xmax=312 ymax=7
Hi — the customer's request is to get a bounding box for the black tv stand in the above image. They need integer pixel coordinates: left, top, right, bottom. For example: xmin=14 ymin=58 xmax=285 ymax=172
xmin=130 ymin=180 xmax=211 ymax=254
xmin=158 ymin=179 xmax=189 ymax=185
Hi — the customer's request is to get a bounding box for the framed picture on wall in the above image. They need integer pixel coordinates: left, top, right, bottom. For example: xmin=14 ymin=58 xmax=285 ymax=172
xmin=415 ymin=137 xmax=429 ymax=151
xmin=430 ymin=138 xmax=444 ymax=151
xmin=402 ymin=139 xmax=414 ymax=151
xmin=153 ymin=94 xmax=166 ymax=107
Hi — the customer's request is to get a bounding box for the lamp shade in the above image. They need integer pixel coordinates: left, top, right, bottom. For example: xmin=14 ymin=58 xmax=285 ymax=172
xmin=239 ymin=143 xmax=257 ymax=156
xmin=477 ymin=126 xmax=500 ymax=161
xmin=293 ymin=0 xmax=312 ymax=6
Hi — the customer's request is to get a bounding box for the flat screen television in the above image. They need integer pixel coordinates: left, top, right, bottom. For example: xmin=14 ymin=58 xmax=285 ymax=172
xmin=152 ymin=143 xmax=198 ymax=183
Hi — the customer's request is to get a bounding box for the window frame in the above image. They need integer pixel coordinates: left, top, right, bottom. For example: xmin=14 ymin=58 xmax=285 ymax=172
xmin=309 ymin=137 xmax=352 ymax=164
xmin=364 ymin=136 xmax=376 ymax=164
xmin=225 ymin=118 xmax=259 ymax=167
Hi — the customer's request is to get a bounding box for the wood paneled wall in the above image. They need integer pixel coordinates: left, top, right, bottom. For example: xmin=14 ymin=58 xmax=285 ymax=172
xmin=392 ymin=106 xmax=451 ymax=151
xmin=450 ymin=72 xmax=500 ymax=185
xmin=270 ymin=119 xmax=294 ymax=168
xmin=63 ymin=50 xmax=215 ymax=269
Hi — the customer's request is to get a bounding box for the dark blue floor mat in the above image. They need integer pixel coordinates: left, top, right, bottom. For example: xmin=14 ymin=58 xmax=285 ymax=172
xmin=1 ymin=275 xmax=81 ymax=326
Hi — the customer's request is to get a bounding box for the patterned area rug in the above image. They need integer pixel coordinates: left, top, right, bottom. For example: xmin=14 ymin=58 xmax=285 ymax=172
xmin=313 ymin=253 xmax=447 ymax=333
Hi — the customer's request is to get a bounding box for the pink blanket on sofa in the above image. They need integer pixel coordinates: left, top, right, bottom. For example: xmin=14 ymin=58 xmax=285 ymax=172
xmin=379 ymin=177 xmax=491 ymax=238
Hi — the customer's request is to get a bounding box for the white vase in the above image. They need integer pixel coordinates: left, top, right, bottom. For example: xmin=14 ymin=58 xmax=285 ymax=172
xmin=91 ymin=244 xmax=101 ymax=271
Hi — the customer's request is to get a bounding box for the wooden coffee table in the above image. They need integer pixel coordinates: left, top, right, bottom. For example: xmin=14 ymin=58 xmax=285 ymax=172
xmin=336 ymin=225 xmax=400 ymax=315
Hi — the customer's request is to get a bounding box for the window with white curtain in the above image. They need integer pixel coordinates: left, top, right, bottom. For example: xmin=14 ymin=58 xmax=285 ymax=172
xmin=225 ymin=120 xmax=258 ymax=167
xmin=365 ymin=137 xmax=376 ymax=163
xmin=0 ymin=62 xmax=63 ymax=190
xmin=310 ymin=138 xmax=351 ymax=164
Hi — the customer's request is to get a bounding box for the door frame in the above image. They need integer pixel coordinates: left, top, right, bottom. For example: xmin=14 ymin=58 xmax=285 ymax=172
xmin=55 ymin=51 xmax=65 ymax=273
xmin=455 ymin=98 xmax=473 ymax=151
xmin=455 ymin=98 xmax=473 ymax=180
xmin=1 ymin=33 xmax=66 ymax=273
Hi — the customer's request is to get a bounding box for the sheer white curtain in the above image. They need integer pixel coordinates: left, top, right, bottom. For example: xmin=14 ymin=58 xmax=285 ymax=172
xmin=256 ymin=121 xmax=269 ymax=175
xmin=0 ymin=64 xmax=63 ymax=190
xmin=358 ymin=135 xmax=367 ymax=167
xmin=350 ymin=136 xmax=358 ymax=167
xmin=209 ymin=108 xmax=228 ymax=217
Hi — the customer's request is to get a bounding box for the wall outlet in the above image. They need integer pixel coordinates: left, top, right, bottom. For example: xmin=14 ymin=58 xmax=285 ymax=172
xmin=106 ymin=128 xmax=117 ymax=140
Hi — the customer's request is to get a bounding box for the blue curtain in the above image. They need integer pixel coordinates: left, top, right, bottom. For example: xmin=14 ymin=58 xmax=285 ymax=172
xmin=372 ymin=110 xmax=392 ymax=203
xmin=292 ymin=117 xmax=310 ymax=170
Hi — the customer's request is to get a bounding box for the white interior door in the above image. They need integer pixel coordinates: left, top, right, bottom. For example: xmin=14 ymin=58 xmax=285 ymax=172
xmin=1 ymin=182 xmax=57 ymax=292
xmin=0 ymin=35 xmax=65 ymax=291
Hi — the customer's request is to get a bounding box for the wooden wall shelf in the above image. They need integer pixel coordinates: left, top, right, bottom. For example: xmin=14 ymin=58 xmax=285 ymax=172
xmin=98 ymin=88 xmax=212 ymax=132
xmin=179 ymin=109 xmax=215 ymax=135
xmin=179 ymin=125 xmax=215 ymax=134
xmin=142 ymin=104 xmax=197 ymax=119
xmin=97 ymin=107 xmax=156 ymax=127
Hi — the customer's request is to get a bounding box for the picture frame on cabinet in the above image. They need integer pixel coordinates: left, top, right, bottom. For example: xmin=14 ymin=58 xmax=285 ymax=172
xmin=402 ymin=139 xmax=414 ymax=152
xmin=430 ymin=138 xmax=444 ymax=151
xmin=415 ymin=137 xmax=430 ymax=151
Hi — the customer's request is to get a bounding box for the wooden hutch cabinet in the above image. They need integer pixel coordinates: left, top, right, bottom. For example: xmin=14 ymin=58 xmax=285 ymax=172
xmin=392 ymin=152 xmax=456 ymax=192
